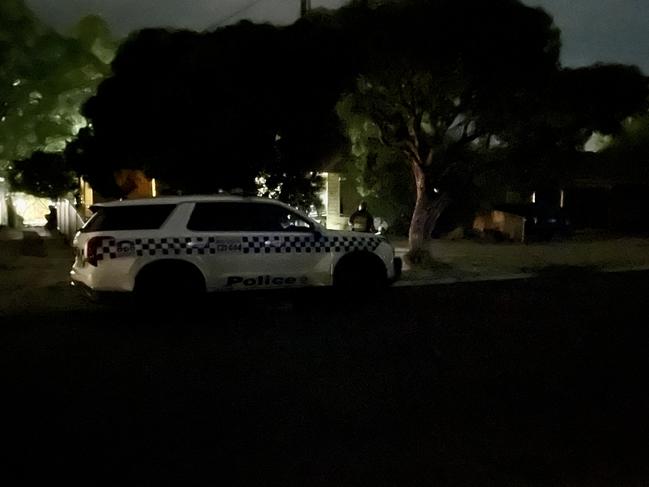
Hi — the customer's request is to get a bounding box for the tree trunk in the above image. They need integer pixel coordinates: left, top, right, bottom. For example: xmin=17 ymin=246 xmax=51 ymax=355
xmin=408 ymin=161 xmax=450 ymax=251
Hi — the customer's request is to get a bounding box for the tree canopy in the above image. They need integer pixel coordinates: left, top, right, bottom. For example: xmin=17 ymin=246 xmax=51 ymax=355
xmin=597 ymin=113 xmax=649 ymax=182
xmin=497 ymin=63 xmax=649 ymax=191
xmin=72 ymin=17 xmax=356 ymax=207
xmin=336 ymin=0 xmax=648 ymax=247
xmin=8 ymin=150 xmax=76 ymax=198
xmin=65 ymin=0 xmax=647 ymax=245
xmin=0 ymin=0 xmax=116 ymax=194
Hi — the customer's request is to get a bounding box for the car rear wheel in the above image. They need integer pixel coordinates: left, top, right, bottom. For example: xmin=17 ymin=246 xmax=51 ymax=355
xmin=134 ymin=261 xmax=206 ymax=304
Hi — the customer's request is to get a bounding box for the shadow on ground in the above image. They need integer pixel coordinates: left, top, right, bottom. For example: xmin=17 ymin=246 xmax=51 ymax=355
xmin=2 ymin=271 xmax=649 ymax=485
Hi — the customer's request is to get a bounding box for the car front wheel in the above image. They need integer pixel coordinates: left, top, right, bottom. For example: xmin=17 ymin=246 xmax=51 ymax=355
xmin=333 ymin=252 xmax=388 ymax=293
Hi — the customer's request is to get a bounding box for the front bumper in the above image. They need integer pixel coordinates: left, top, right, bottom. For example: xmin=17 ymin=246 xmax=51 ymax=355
xmin=390 ymin=257 xmax=402 ymax=283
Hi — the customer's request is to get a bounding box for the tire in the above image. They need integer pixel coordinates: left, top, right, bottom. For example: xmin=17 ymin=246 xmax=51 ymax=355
xmin=134 ymin=261 xmax=206 ymax=304
xmin=333 ymin=252 xmax=388 ymax=293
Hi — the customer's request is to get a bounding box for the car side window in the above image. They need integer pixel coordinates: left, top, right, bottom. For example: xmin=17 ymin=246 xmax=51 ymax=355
xmin=187 ymin=202 xmax=313 ymax=232
xmin=277 ymin=210 xmax=312 ymax=232
xmin=81 ymin=205 xmax=176 ymax=232
xmin=188 ymin=202 xmax=248 ymax=231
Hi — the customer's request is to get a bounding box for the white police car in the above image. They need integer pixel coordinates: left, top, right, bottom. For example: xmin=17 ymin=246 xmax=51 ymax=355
xmin=70 ymin=195 xmax=401 ymax=298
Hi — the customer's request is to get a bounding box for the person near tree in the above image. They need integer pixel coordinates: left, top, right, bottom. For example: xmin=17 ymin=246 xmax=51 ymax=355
xmin=349 ymin=201 xmax=376 ymax=233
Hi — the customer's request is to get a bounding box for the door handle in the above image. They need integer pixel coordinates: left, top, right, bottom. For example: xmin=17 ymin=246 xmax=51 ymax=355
xmin=264 ymin=240 xmax=284 ymax=248
xmin=186 ymin=240 xmax=207 ymax=249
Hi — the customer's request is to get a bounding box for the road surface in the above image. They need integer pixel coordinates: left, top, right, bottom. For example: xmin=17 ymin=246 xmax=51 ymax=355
xmin=2 ymin=271 xmax=649 ymax=486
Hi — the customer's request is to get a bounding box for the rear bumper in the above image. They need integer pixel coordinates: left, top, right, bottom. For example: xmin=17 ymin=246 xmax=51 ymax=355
xmin=70 ymin=278 xmax=129 ymax=304
xmin=70 ymin=278 xmax=99 ymax=301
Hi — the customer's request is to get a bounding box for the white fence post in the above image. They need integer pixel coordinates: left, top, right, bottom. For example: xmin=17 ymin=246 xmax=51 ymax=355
xmin=0 ymin=187 xmax=7 ymax=226
xmin=56 ymin=198 xmax=86 ymax=245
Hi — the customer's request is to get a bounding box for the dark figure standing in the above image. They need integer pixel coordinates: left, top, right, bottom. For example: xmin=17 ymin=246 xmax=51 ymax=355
xmin=349 ymin=201 xmax=376 ymax=233
xmin=45 ymin=205 xmax=58 ymax=231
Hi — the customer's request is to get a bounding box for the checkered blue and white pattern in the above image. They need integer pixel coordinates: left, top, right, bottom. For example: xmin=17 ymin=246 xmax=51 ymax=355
xmin=93 ymin=234 xmax=382 ymax=261
xmin=94 ymin=237 xmax=242 ymax=261
xmin=241 ymin=235 xmax=381 ymax=254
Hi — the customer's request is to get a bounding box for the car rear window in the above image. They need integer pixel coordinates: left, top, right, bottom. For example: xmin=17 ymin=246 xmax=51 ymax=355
xmin=81 ymin=204 xmax=176 ymax=232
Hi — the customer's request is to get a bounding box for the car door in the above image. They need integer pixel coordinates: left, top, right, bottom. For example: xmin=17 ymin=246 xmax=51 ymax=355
xmin=186 ymin=201 xmax=330 ymax=291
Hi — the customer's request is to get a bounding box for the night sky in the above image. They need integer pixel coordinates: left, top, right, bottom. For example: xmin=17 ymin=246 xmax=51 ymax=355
xmin=25 ymin=0 xmax=649 ymax=73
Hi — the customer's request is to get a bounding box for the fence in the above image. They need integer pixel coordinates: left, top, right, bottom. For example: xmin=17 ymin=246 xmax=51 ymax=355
xmin=0 ymin=187 xmax=7 ymax=226
xmin=56 ymin=198 xmax=86 ymax=244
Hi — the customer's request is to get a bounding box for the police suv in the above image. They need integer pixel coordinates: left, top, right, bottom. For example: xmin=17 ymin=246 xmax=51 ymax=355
xmin=70 ymin=195 xmax=402 ymax=298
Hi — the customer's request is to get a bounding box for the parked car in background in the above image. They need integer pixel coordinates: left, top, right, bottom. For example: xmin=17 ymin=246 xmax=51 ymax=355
xmin=495 ymin=203 xmax=573 ymax=242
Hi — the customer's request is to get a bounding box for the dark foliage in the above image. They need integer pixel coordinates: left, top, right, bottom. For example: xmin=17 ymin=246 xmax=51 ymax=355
xmin=74 ymin=17 xmax=358 ymax=203
xmin=337 ymin=0 xmax=647 ymax=243
xmin=8 ymin=151 xmax=77 ymax=199
xmin=69 ymin=0 xmax=647 ymax=237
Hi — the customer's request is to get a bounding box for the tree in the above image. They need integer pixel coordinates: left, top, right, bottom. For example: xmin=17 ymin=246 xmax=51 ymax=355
xmin=337 ymin=0 xmax=648 ymax=249
xmin=0 ymin=0 xmax=115 ymax=197
xmin=64 ymin=126 xmax=124 ymax=198
xmin=598 ymin=113 xmax=649 ymax=182
xmin=336 ymin=0 xmax=562 ymax=248
xmin=0 ymin=1 xmax=116 ymax=196
xmin=73 ymin=24 xmax=283 ymax=197
xmin=497 ymin=64 xmax=649 ymax=193
xmin=337 ymin=95 xmax=415 ymax=233
xmin=0 ymin=0 xmax=47 ymax=166
xmin=7 ymin=151 xmax=76 ymax=198
xmin=72 ymin=17 xmax=357 ymax=207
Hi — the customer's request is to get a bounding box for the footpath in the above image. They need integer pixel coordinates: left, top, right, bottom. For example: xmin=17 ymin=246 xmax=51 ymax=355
xmin=392 ymin=231 xmax=649 ymax=285
xmin=2 ymin=226 xmax=649 ymax=310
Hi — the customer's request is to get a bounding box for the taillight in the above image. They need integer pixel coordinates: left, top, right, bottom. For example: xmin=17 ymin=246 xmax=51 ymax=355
xmin=86 ymin=236 xmax=114 ymax=266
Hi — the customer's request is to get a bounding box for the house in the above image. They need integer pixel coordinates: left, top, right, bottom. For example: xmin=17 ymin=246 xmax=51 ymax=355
xmin=318 ymin=171 xmax=365 ymax=230
xmin=78 ymin=169 xmax=157 ymax=217
xmin=475 ymin=150 xmax=649 ymax=241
